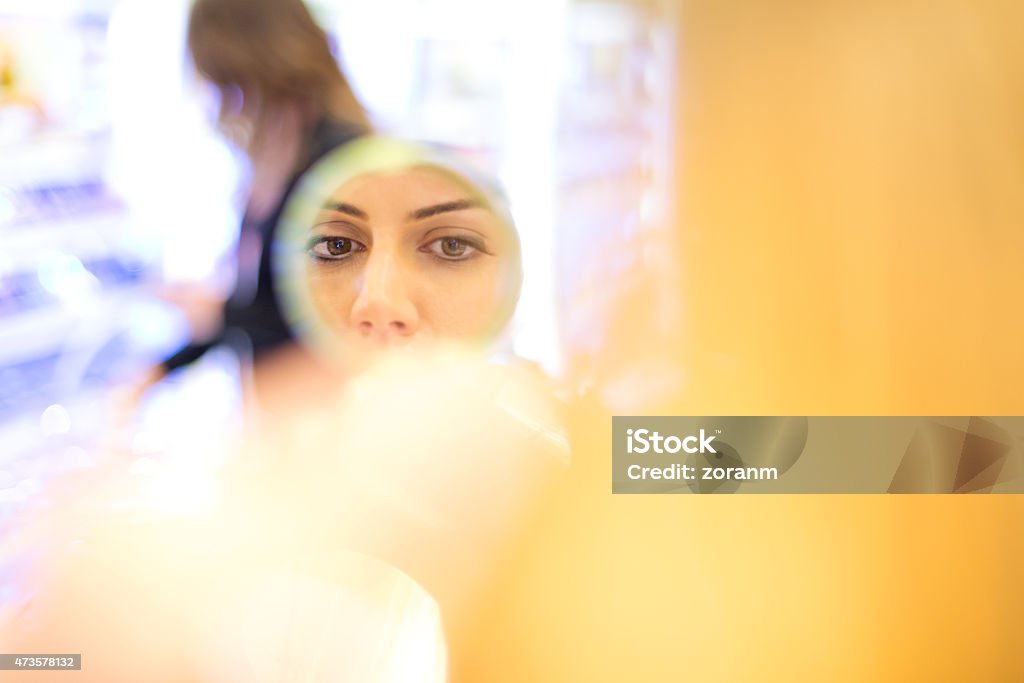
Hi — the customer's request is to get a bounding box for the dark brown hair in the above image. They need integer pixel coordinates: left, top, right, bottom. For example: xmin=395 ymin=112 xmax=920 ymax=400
xmin=187 ymin=0 xmax=370 ymax=145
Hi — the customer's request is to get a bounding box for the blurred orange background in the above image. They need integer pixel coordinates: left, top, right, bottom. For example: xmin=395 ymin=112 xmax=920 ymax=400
xmin=454 ymin=1 xmax=1024 ymax=680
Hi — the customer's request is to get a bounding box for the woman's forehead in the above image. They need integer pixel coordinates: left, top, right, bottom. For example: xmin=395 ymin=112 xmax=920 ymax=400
xmin=328 ymin=166 xmax=484 ymax=210
xmin=312 ymin=166 xmax=514 ymax=243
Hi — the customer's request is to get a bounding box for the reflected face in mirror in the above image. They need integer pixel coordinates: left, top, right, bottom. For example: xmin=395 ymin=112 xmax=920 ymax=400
xmin=305 ymin=165 xmax=519 ymax=357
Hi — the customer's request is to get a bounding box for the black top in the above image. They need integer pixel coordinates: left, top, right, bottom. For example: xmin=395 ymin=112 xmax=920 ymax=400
xmin=160 ymin=118 xmax=362 ymax=374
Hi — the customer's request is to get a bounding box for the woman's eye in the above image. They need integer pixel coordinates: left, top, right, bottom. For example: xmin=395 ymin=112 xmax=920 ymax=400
xmin=309 ymin=237 xmax=365 ymax=260
xmin=424 ymin=237 xmax=479 ymax=260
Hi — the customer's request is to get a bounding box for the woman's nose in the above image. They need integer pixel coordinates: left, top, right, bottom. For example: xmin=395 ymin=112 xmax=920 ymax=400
xmin=349 ymin=252 xmax=419 ymax=339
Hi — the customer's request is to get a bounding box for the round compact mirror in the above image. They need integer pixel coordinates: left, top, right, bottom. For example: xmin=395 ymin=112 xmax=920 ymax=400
xmin=274 ymin=137 xmax=522 ymax=371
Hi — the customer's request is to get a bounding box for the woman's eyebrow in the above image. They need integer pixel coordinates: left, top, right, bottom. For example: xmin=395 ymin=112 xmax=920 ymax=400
xmin=322 ymin=201 xmax=369 ymax=220
xmin=409 ymin=198 xmax=482 ymax=220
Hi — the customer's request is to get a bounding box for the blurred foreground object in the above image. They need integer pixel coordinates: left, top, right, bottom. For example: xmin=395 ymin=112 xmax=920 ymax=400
xmin=1 ymin=343 xmax=568 ymax=681
xmin=238 ymin=343 xmax=570 ymax=620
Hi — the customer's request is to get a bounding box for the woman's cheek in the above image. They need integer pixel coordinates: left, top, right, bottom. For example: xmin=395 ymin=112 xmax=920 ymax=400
xmin=445 ymin=268 xmax=510 ymax=337
xmin=307 ymin=271 xmax=352 ymax=330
